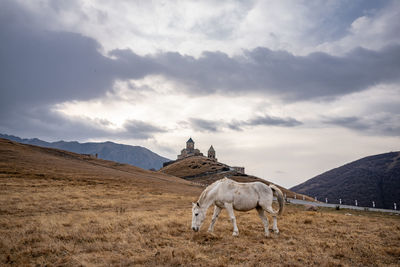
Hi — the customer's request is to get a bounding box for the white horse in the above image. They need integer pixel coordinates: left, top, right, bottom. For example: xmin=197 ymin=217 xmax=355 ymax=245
xmin=191 ymin=177 xmax=284 ymax=237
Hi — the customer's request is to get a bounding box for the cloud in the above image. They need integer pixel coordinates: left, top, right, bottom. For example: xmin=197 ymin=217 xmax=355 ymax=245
xmin=323 ymin=116 xmax=370 ymax=131
xmin=323 ymin=115 xmax=400 ymax=136
xmin=149 ymin=45 xmax=400 ymax=101
xmin=244 ymin=114 xmax=302 ymax=127
xmin=0 ymin=106 xmax=115 ymax=141
xmin=0 ymin=24 xmax=115 ymax=111
xmin=189 ymin=118 xmax=220 ymax=133
xmin=16 ymin=0 xmax=392 ymax=57
xmin=0 ymin=1 xmax=156 ymax=115
xmin=227 ymin=114 xmax=302 ymax=131
xmin=317 ymin=1 xmax=400 ymax=54
xmin=0 ymin=105 xmax=166 ymax=141
xmin=189 ymin=114 xmax=302 ymax=133
xmin=122 ymin=120 xmax=166 ymax=139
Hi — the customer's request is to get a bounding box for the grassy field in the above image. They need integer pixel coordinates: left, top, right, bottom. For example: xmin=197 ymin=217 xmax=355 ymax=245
xmin=1 ymin=139 xmax=399 ymax=266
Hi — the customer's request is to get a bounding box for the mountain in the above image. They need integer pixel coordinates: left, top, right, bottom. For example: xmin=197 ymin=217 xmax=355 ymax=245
xmin=160 ymin=155 xmax=314 ymax=201
xmin=291 ymin=151 xmax=400 ymax=209
xmin=0 ymin=133 xmax=170 ymax=170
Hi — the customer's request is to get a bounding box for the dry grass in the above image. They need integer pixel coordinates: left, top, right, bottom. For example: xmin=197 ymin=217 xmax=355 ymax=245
xmin=1 ymin=139 xmax=400 ymax=266
xmin=161 ymin=156 xmax=230 ymax=177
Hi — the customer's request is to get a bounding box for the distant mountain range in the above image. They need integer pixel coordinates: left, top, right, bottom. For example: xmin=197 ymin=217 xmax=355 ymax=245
xmin=291 ymin=151 xmax=400 ymax=209
xmin=0 ymin=134 xmax=170 ymax=170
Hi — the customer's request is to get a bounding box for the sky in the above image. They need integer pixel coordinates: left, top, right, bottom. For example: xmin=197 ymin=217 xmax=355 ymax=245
xmin=1 ymin=0 xmax=399 ymax=188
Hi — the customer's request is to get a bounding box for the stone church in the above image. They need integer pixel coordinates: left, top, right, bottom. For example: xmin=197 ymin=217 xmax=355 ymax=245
xmin=207 ymin=145 xmax=217 ymax=161
xmin=177 ymin=138 xmax=217 ymax=161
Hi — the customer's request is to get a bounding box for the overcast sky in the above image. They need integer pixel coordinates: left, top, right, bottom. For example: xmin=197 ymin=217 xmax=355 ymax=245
xmin=1 ymin=0 xmax=399 ymax=188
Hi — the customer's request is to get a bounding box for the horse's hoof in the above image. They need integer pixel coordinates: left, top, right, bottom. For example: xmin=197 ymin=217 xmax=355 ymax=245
xmin=232 ymin=232 xmax=239 ymax=237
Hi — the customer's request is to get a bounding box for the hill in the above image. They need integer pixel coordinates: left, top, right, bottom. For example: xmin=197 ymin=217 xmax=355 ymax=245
xmin=160 ymin=156 xmax=314 ymax=201
xmin=0 ymin=138 xmax=196 ymax=195
xmin=0 ymin=133 xmax=170 ymax=170
xmin=1 ymin=138 xmax=399 ymax=266
xmin=291 ymin=151 xmax=400 ymax=209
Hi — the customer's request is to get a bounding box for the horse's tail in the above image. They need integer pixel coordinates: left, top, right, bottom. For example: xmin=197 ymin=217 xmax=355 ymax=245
xmin=270 ymin=184 xmax=284 ymax=216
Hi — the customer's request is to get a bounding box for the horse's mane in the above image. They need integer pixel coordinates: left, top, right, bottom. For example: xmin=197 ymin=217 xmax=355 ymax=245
xmin=198 ymin=178 xmax=227 ymax=205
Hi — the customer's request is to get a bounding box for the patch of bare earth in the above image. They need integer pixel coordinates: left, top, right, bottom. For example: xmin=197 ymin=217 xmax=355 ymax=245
xmin=1 ymin=139 xmax=399 ymax=266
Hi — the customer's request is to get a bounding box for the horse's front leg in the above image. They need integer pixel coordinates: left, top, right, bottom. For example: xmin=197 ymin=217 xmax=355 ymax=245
xmin=208 ymin=205 xmax=222 ymax=233
xmin=224 ymin=203 xmax=239 ymax=236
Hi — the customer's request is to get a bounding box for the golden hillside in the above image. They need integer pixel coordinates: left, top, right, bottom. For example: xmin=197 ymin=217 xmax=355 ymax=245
xmin=160 ymin=156 xmax=230 ymax=177
xmin=0 ymin=138 xmax=198 ymax=195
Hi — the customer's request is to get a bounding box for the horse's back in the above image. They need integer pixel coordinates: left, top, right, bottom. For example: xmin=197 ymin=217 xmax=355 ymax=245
xmin=225 ymin=179 xmax=271 ymax=194
xmin=217 ymin=179 xmax=273 ymax=211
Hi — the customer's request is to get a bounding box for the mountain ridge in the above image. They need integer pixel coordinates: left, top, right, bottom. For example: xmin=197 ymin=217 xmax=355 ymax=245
xmin=0 ymin=133 xmax=170 ymax=170
xmin=291 ymin=151 xmax=400 ymax=209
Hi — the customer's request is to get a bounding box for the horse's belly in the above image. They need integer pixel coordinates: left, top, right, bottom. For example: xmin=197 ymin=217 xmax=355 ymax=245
xmin=233 ymin=196 xmax=258 ymax=211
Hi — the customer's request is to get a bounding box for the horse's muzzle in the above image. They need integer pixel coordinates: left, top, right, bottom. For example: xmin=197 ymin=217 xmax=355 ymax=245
xmin=192 ymin=227 xmax=199 ymax=232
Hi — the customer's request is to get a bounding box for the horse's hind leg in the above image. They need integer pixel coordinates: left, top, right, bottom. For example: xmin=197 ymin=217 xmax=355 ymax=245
xmin=224 ymin=203 xmax=239 ymax=236
xmin=208 ymin=205 xmax=222 ymax=233
xmin=263 ymin=204 xmax=279 ymax=234
xmin=272 ymin=215 xmax=279 ymax=234
xmin=256 ymin=206 xmax=270 ymax=237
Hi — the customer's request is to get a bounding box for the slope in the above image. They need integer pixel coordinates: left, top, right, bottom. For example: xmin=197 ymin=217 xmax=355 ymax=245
xmin=0 ymin=133 xmax=170 ymax=170
xmin=0 ymin=138 xmax=198 ymax=197
xmin=291 ymin=151 xmax=400 ymax=209
xmin=160 ymin=156 xmax=314 ymax=201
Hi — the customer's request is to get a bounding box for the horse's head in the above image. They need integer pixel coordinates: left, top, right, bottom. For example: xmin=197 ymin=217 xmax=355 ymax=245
xmin=191 ymin=202 xmax=205 ymax=232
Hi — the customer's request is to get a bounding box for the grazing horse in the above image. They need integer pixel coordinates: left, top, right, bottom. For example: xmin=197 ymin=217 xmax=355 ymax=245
xmin=191 ymin=177 xmax=284 ymax=237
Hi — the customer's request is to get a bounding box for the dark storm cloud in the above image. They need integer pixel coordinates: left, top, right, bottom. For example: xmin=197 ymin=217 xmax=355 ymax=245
xmin=0 ymin=29 xmax=114 ymax=106
xmin=2 ymin=0 xmax=400 ymax=108
xmin=0 ymin=107 xmax=114 ymax=141
xmin=0 ymin=25 xmax=157 ymax=112
xmin=0 ymin=1 xmax=157 ymax=114
xmin=145 ymin=45 xmax=400 ymax=100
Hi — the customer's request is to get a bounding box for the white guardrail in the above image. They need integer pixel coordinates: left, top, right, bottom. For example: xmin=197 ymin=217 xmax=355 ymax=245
xmin=284 ymin=198 xmax=400 ymax=214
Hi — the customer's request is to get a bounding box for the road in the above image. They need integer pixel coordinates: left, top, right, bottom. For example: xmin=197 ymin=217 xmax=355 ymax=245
xmin=285 ymin=198 xmax=400 ymax=214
